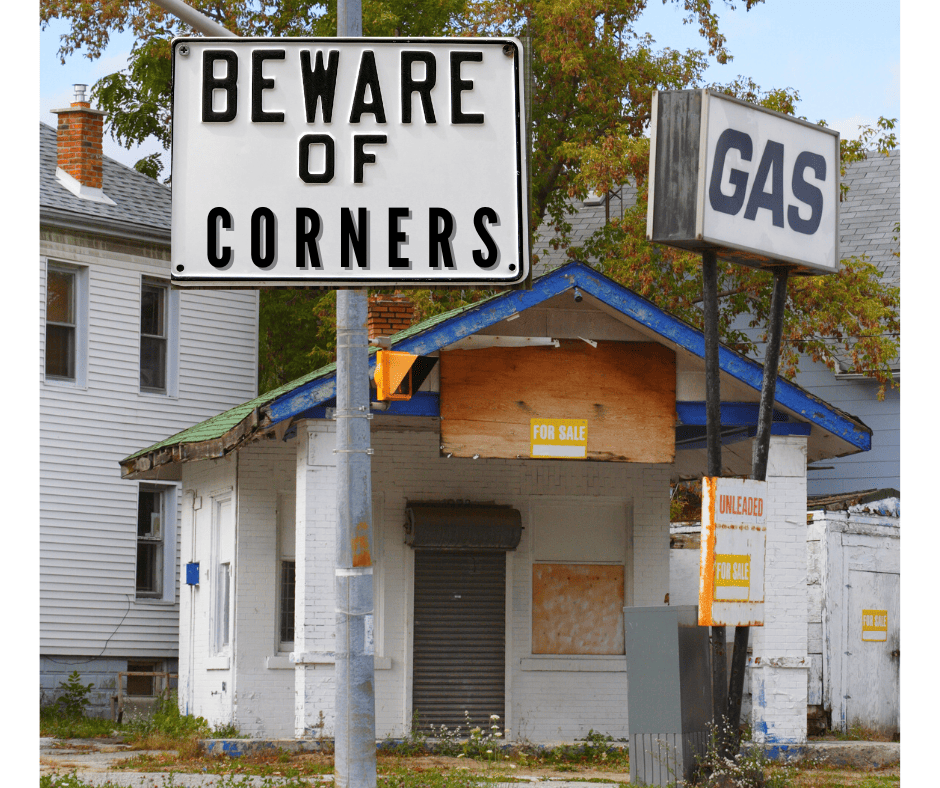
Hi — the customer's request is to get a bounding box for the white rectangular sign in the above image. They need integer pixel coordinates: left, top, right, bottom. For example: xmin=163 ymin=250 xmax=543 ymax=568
xmin=648 ymin=89 xmax=840 ymax=274
xmin=170 ymin=37 xmax=529 ymax=286
xmin=699 ymin=476 xmax=767 ymax=627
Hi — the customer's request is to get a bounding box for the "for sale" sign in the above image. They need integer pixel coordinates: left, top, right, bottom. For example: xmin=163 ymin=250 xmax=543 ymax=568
xmin=699 ymin=477 xmax=767 ymax=626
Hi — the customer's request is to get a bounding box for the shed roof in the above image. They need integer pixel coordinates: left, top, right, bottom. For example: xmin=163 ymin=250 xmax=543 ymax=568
xmin=39 ymin=122 xmax=171 ymax=243
xmin=122 ymin=262 xmax=870 ymax=482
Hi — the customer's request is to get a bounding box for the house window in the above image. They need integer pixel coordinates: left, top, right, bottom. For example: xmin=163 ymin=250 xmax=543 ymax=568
xmin=211 ymin=492 xmax=234 ymax=655
xmin=44 ymin=262 xmax=86 ymax=384
xmin=279 ymin=561 xmax=295 ymax=645
xmin=136 ymin=486 xmax=165 ymax=598
xmin=217 ymin=563 xmax=231 ymax=649
xmin=277 ymin=493 xmax=296 ymax=651
xmin=45 ymin=266 xmax=76 ymax=379
xmin=140 ymin=279 xmax=168 ymax=392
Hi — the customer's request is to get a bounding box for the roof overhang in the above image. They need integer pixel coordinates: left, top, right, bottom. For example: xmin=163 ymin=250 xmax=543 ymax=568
xmin=122 ymin=262 xmax=871 ymax=482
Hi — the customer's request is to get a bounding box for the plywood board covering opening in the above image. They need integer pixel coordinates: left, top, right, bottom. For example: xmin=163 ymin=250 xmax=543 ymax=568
xmin=532 ymin=563 xmax=625 ymax=655
xmin=440 ymin=341 xmax=676 ymax=462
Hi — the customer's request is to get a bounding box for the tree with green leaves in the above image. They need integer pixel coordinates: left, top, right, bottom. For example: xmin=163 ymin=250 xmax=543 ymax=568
xmin=42 ymin=0 xmax=899 ymax=396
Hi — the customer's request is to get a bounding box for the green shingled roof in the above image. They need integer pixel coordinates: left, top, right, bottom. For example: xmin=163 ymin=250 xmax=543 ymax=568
xmin=122 ymin=287 xmax=510 ymax=465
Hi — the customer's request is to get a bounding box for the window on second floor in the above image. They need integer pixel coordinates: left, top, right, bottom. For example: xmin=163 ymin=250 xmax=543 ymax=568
xmin=140 ymin=280 xmax=168 ymax=393
xmin=44 ymin=262 xmax=86 ymax=385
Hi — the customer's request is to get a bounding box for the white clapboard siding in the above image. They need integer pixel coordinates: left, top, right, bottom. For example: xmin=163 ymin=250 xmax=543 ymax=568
xmin=40 ymin=229 xmax=258 ymax=658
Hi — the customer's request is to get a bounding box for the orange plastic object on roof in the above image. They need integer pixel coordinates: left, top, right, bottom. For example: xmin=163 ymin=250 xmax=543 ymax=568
xmin=374 ymin=350 xmax=418 ymax=401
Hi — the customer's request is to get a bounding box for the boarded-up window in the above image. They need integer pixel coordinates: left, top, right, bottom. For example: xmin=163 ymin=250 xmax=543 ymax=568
xmin=532 ymin=563 xmax=625 ymax=655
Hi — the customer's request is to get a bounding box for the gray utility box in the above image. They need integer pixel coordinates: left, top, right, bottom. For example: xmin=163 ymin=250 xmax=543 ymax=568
xmin=624 ymin=606 xmax=712 ymax=786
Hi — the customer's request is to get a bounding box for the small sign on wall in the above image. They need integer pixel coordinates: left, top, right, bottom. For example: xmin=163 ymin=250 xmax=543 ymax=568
xmin=862 ymin=609 xmax=888 ymax=642
xmin=699 ymin=477 xmax=767 ymax=626
xmin=530 ymin=418 xmax=588 ymax=459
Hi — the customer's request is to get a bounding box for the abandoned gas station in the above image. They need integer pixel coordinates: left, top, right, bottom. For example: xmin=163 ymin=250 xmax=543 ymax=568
xmin=121 ymin=261 xmax=871 ymax=748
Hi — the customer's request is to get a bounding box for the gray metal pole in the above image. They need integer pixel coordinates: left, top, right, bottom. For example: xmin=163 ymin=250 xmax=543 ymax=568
xmin=701 ymin=249 xmax=727 ymax=730
xmin=150 ymin=0 xmax=236 ymax=36
xmin=334 ymin=4 xmax=376 ymax=787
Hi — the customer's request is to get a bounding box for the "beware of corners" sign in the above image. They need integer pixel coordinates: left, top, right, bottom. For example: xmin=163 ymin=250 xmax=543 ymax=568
xmin=170 ymin=37 xmax=529 ymax=287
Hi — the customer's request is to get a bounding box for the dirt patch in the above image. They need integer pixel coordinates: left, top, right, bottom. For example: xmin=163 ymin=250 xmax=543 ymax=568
xmin=376 ymin=753 xmax=629 ymax=781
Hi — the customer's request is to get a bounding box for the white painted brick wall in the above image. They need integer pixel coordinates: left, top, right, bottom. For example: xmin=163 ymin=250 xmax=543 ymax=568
xmin=749 ymin=436 xmax=809 ymax=747
xmin=231 ymin=441 xmax=297 ymax=738
xmin=184 ymin=422 xmax=673 ymax=742
xmin=295 ymin=422 xmax=338 ymax=739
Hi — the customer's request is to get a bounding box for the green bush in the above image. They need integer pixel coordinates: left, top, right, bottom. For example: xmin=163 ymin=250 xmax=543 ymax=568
xmin=54 ymin=671 xmax=95 ymax=719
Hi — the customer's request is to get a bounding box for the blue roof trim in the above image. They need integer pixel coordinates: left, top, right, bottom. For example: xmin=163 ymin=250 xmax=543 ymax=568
xmin=676 ymin=402 xmax=792 ymax=425
xmin=677 ymin=422 xmax=812 ymax=451
xmin=263 ymin=261 xmax=870 ymax=451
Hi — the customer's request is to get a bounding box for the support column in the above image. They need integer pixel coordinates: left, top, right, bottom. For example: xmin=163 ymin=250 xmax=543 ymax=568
xmin=293 ymin=420 xmax=338 ymax=738
xmin=749 ymin=435 xmax=809 ymax=757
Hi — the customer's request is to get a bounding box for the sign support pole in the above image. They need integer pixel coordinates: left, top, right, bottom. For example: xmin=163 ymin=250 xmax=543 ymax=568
xmin=332 ymin=8 xmax=377 ymax=788
xmin=722 ymin=266 xmax=789 ymax=756
xmin=701 ymin=249 xmax=727 ymax=730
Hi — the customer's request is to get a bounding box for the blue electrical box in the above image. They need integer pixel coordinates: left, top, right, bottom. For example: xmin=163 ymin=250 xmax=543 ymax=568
xmin=186 ymin=562 xmax=200 ymax=585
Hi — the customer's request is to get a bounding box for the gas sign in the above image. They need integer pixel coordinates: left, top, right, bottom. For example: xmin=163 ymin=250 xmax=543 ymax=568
xmin=699 ymin=476 xmax=767 ymax=627
xmin=647 ymin=89 xmax=840 ymax=274
xmin=169 ymin=37 xmax=529 ymax=286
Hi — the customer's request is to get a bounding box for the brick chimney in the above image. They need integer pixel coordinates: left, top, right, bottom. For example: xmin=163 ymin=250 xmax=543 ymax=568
xmin=52 ymin=84 xmax=106 ymax=190
xmin=368 ymin=294 xmax=415 ymax=342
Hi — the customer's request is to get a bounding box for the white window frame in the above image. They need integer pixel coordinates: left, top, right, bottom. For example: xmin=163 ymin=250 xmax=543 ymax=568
xmin=135 ymin=483 xmax=179 ymax=603
xmin=139 ymin=276 xmax=179 ymax=397
xmin=211 ymin=490 xmax=235 ymax=656
xmin=42 ymin=259 xmax=88 ymax=388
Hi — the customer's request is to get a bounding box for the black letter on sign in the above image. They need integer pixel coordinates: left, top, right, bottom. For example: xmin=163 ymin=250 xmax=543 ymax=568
xmin=207 ymin=207 xmax=234 ymax=269
xmin=744 ymin=140 xmax=785 ymax=227
xmin=788 ymin=151 xmax=826 ymax=235
xmin=472 ymin=207 xmax=500 ymax=269
xmin=429 ymin=208 xmax=456 ymax=269
xmin=299 ymin=134 xmax=335 ymax=184
xmin=341 ymin=208 xmax=369 ymax=269
xmin=202 ymin=51 xmax=238 ymax=122
xmin=708 ymin=128 xmax=752 ymax=216
xmin=451 ymin=52 xmax=484 ymax=124
xmin=388 ymin=208 xmax=411 ymax=269
xmin=300 ymin=50 xmax=339 ymax=123
xmin=251 ymin=50 xmax=286 ymax=122
xmin=401 ymin=52 xmax=437 ymax=123
xmin=296 ymin=208 xmax=323 ymax=269
xmin=251 ymin=208 xmax=277 ymax=269
xmin=354 ymin=134 xmax=387 ymax=184
xmin=350 ymin=51 xmax=387 ymax=123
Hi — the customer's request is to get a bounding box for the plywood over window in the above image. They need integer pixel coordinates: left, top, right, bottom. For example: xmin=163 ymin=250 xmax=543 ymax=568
xmin=440 ymin=341 xmax=675 ymax=462
xmin=532 ymin=563 xmax=625 ymax=655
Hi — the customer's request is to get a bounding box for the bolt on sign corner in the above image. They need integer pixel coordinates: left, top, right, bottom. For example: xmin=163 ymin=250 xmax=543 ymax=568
xmin=699 ymin=476 xmax=767 ymax=627
xmin=170 ymin=37 xmax=529 ymax=287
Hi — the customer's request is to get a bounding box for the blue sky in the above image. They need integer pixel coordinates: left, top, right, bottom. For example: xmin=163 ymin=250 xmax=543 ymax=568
xmin=38 ymin=1 xmax=900 ymax=170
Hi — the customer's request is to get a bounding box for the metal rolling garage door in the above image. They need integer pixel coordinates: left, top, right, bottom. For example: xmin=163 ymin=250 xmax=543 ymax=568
xmin=413 ymin=549 xmax=507 ymax=732
xmin=407 ymin=502 xmax=521 ymax=733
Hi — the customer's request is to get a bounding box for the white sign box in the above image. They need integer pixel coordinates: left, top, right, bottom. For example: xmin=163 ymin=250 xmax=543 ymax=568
xmin=699 ymin=476 xmax=767 ymax=627
xmin=170 ymin=38 xmax=529 ymax=286
xmin=648 ymin=89 xmax=840 ymax=274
